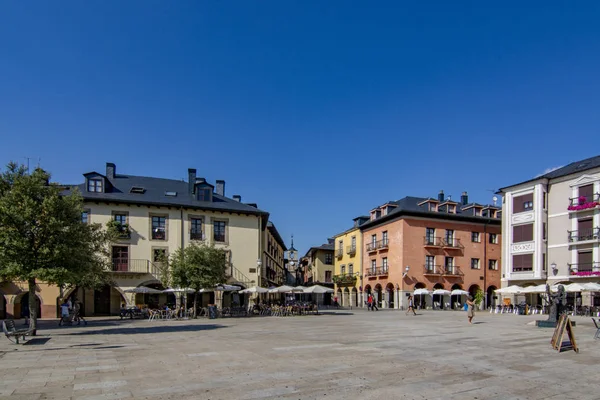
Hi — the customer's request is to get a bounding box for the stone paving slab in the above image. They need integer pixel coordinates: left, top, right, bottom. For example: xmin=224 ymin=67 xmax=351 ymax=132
xmin=1 ymin=310 xmax=600 ymax=399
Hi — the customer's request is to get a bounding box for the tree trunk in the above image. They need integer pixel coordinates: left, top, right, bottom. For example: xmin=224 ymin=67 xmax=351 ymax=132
xmin=193 ymin=292 xmax=198 ymax=318
xmin=28 ymin=278 xmax=37 ymax=336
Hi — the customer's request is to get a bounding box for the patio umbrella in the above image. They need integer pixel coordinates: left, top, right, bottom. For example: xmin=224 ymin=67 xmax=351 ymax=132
xmin=520 ymin=285 xmax=548 ymax=294
xmin=163 ymin=288 xmax=196 ymax=318
xmin=494 ymin=285 xmax=524 ymax=294
xmin=215 ymin=284 xmax=241 ymax=291
xmin=583 ymin=282 xmax=600 ymax=291
xmin=273 ymin=285 xmax=304 ymax=293
xmin=303 ymin=285 xmax=334 ymax=294
xmin=124 ymin=286 xmax=163 ymax=294
xmin=563 ymin=283 xmax=587 ymax=293
xmin=414 ymin=289 xmax=430 ymax=309
xmin=450 ymin=289 xmax=469 ymax=296
xmin=239 ymin=286 xmax=269 ymax=294
xmin=432 ymin=289 xmax=451 ymax=296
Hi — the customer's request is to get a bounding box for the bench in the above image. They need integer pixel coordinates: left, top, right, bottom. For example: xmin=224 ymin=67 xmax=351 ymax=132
xmin=2 ymin=320 xmax=32 ymax=344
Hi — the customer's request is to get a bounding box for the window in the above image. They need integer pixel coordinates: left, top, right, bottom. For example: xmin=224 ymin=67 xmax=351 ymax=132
xmin=579 ymin=184 xmax=594 ymax=203
xmin=151 ymin=216 xmax=166 ymax=240
xmin=87 ymin=179 xmax=103 ymax=193
xmin=489 ymin=233 xmax=499 ymax=244
xmin=425 ymin=227 xmax=435 ymax=244
xmin=471 ymin=232 xmax=480 ymax=243
xmin=325 ymin=253 xmax=333 ymax=265
xmin=114 ymin=213 xmax=127 ymax=225
xmin=543 ymin=192 xmax=547 ymax=209
xmin=512 ymin=224 xmax=532 ymax=243
xmin=338 ymin=240 xmax=343 ymax=250
xmin=190 ymin=218 xmax=203 ymax=240
xmin=445 ymin=257 xmax=454 ymax=273
xmin=425 ymin=255 xmax=435 ymax=271
xmin=445 ymin=229 xmax=454 ymax=245
xmin=489 ymin=259 xmax=498 ymax=270
xmin=382 ymin=231 xmax=388 ymax=246
xmin=325 ymin=271 xmax=332 ymax=282
xmin=543 ymin=222 xmax=547 ymax=240
xmin=197 ymin=188 xmax=212 ymax=202
xmin=213 ymin=221 xmax=227 ymax=242
xmin=348 ymin=264 xmax=353 ymax=275
xmin=512 ymin=254 xmax=533 ymax=272
xmin=81 ymin=211 xmax=89 ymax=224
xmin=153 ymin=248 xmax=167 ymax=263
xmin=341 ymin=265 xmax=346 ymax=275
xmin=351 ymin=236 xmax=356 ymax=248
xmin=578 ymin=251 xmax=593 ymax=271
xmin=382 ymin=257 xmax=388 ymax=272
xmin=371 ymin=259 xmax=376 ymax=273
xmin=513 ymin=193 xmax=533 ymax=213
xmin=111 ymin=246 xmax=128 ymax=271
xmin=471 ymin=258 xmax=480 ymax=270
xmin=371 ymin=234 xmax=377 ymax=245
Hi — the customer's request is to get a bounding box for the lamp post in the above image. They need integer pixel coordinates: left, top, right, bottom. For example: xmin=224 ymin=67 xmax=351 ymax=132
xmin=401 ymin=265 xmax=410 ymax=310
xmin=256 ymin=259 xmax=262 ymax=287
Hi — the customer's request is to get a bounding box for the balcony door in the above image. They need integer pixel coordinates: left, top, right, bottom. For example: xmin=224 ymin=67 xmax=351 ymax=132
xmin=578 ymin=218 xmax=594 ymax=241
xmin=112 ymin=246 xmax=129 ymax=272
xmin=425 ymin=228 xmax=435 ymax=244
xmin=445 ymin=230 xmax=454 ymax=246
xmin=445 ymin=257 xmax=454 ymax=274
xmin=578 ymin=251 xmax=593 ymax=272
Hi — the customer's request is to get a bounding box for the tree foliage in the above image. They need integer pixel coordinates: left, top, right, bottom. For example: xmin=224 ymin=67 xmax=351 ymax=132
xmin=0 ymin=162 xmax=114 ymax=333
xmin=169 ymin=243 xmax=228 ymax=317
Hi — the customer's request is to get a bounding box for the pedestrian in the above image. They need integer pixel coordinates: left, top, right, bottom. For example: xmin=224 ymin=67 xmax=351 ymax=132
xmin=466 ymin=296 xmax=475 ymax=324
xmin=406 ymin=294 xmax=416 ymax=315
xmin=367 ymin=294 xmax=372 ymax=311
xmin=371 ymin=294 xmax=379 ymax=311
xmin=333 ymin=296 xmax=339 ymax=309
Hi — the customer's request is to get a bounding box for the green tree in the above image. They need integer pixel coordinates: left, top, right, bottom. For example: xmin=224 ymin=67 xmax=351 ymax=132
xmin=474 ymin=288 xmax=485 ymax=307
xmin=0 ymin=162 xmax=114 ymax=334
xmin=170 ymin=243 xmax=228 ymax=317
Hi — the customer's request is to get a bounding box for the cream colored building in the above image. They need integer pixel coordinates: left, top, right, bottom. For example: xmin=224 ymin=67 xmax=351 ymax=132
xmin=261 ymin=222 xmax=287 ymax=287
xmin=1 ymin=162 xmax=272 ymax=318
xmin=499 ymin=155 xmax=600 ymax=308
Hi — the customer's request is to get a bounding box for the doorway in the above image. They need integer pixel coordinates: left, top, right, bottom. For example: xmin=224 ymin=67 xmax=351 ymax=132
xmin=94 ymin=285 xmax=112 ymax=315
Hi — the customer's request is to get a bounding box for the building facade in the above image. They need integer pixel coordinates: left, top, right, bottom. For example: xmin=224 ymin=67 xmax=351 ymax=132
xmin=1 ymin=162 xmax=272 ymax=318
xmin=332 ymin=217 xmax=368 ymax=307
xmin=302 ymin=239 xmax=335 ymax=287
xmin=261 ymin=222 xmax=287 ymax=287
xmin=360 ymin=191 xmax=501 ymax=310
xmin=499 ymin=155 xmax=600 ymax=307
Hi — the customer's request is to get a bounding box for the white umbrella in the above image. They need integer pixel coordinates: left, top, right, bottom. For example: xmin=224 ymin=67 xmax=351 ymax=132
xmin=563 ymin=283 xmax=587 ymax=293
xmin=273 ymin=285 xmax=304 ymax=293
xmin=163 ymin=287 xmax=195 ymax=293
xmin=494 ymin=285 xmax=524 ymax=294
xmin=450 ymin=289 xmax=469 ymax=296
xmin=303 ymin=285 xmax=334 ymax=294
xmin=520 ymin=284 xmax=548 ymax=294
xmin=239 ymin=286 xmax=269 ymax=294
xmin=215 ymin=284 xmax=241 ymax=291
xmin=583 ymin=282 xmax=600 ymax=291
xmin=414 ymin=288 xmax=430 ymax=295
xmin=124 ymin=286 xmax=163 ymax=294
xmin=432 ymin=289 xmax=451 ymax=296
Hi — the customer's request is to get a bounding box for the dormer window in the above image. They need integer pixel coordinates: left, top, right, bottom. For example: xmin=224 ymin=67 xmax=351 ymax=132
xmin=130 ymin=186 xmax=146 ymax=194
xmin=88 ymin=178 xmax=103 ymax=193
xmin=197 ymin=188 xmax=212 ymax=202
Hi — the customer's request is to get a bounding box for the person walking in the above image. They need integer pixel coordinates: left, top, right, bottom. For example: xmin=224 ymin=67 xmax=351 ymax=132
xmin=406 ymin=295 xmax=416 ymax=315
xmin=367 ymin=294 xmax=373 ymax=311
xmin=371 ymin=294 xmax=379 ymax=311
xmin=466 ymin=296 xmax=475 ymax=324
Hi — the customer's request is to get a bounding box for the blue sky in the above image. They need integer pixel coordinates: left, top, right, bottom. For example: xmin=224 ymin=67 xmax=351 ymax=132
xmin=1 ymin=1 xmax=600 ymax=254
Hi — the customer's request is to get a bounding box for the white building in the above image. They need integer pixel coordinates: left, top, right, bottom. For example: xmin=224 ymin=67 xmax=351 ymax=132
xmin=499 ymin=155 xmax=600 ymax=304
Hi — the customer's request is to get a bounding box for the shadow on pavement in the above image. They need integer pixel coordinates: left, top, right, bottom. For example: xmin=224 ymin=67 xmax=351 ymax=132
xmin=23 ymin=337 xmax=51 ymax=346
xmin=63 ymin=324 xmax=226 ymax=336
xmin=318 ymin=312 xmax=354 ymax=316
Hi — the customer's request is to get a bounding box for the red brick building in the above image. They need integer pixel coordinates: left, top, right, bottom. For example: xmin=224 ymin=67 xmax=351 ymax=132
xmin=359 ymin=191 xmax=501 ymax=310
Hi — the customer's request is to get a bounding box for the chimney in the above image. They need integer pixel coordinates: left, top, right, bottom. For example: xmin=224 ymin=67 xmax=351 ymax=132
xmin=461 ymin=191 xmax=469 ymax=205
xmin=438 ymin=190 xmax=444 ymax=202
xmin=188 ymin=169 xmax=196 ymax=194
xmin=216 ymin=180 xmax=225 ymax=196
xmin=233 ymin=195 xmax=241 ymax=202
xmin=106 ymin=163 xmax=116 ymax=180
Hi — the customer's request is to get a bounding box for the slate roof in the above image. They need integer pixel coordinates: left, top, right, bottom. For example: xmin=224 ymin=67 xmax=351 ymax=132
xmin=359 ymin=196 xmax=500 ymax=230
xmin=303 ymin=241 xmax=335 ymax=258
xmin=499 ymin=154 xmax=600 ymax=192
xmin=63 ymin=172 xmax=269 ymax=217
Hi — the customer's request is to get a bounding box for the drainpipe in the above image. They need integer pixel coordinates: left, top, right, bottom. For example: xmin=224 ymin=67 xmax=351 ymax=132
xmin=180 ymin=208 xmax=184 ymax=251
xmin=483 ymin=220 xmax=488 ymax=310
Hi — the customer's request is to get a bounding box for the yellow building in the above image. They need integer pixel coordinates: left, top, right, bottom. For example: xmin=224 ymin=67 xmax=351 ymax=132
xmin=1 ymin=162 xmax=274 ymax=318
xmin=332 ymin=216 xmax=369 ymax=307
xmin=301 ymin=240 xmax=335 ymax=287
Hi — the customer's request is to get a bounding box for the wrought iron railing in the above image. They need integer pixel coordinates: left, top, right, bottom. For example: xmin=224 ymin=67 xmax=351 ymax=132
xmin=423 ymin=237 xmax=442 ymax=246
xmin=377 ymin=239 xmax=389 ymax=249
xmin=568 ymin=228 xmax=600 ymax=243
xmin=423 ymin=264 xmax=442 ymax=275
xmin=336 ymin=248 xmax=344 ymax=258
xmin=442 ymin=238 xmax=463 ymax=249
xmin=110 ymin=259 xmax=156 ymax=273
xmin=333 ymin=273 xmax=357 ymax=285
xmin=346 ymin=246 xmax=356 ymax=255
xmin=366 ymin=242 xmax=379 ymax=252
xmin=443 ymin=266 xmax=462 ymax=276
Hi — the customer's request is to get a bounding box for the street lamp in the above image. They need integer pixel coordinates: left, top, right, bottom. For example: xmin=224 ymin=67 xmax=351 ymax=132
xmin=256 ymin=259 xmax=262 ymax=286
xmin=400 ymin=266 xmax=410 ymax=310
xmin=551 ymin=262 xmax=557 ymax=276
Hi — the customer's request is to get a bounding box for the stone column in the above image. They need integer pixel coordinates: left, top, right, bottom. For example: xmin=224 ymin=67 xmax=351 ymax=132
xmin=394 ymin=289 xmax=399 ymax=309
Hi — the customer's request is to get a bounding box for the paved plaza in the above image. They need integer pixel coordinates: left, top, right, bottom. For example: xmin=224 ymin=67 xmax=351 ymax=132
xmin=1 ymin=309 xmax=600 ymax=400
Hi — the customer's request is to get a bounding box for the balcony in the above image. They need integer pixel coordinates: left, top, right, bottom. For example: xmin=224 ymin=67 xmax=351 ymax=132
xmin=336 ymin=248 xmax=344 ymax=259
xmin=378 ymin=266 xmax=389 ymax=275
xmin=569 ymin=262 xmax=600 ymax=276
xmin=568 ymin=228 xmax=600 ymax=244
xmin=190 ymin=231 xmax=204 ymax=241
xmin=423 ymin=237 xmax=443 ymax=247
xmin=442 ymin=238 xmax=463 ymax=249
xmin=377 ymin=239 xmax=389 ymax=250
xmin=366 ymin=242 xmax=379 ymax=253
xmin=365 ymin=268 xmax=378 ymax=277
xmin=110 ymin=259 xmax=157 ymax=274
xmin=346 ymin=246 xmax=356 ymax=256
xmin=332 ymin=273 xmax=357 ymax=286
xmin=423 ymin=265 xmax=442 ymax=275
xmin=443 ymin=266 xmax=462 ymax=276
xmin=568 ymin=194 xmax=600 ymax=212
